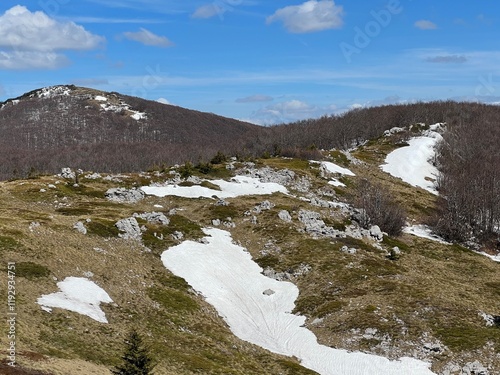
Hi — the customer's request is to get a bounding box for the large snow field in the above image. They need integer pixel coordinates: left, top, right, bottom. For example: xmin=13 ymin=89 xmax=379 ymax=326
xmin=37 ymin=277 xmax=113 ymax=323
xmin=162 ymin=228 xmax=436 ymax=375
xmin=381 ymin=129 xmax=442 ymax=195
xmin=142 ymin=175 xmax=288 ymax=198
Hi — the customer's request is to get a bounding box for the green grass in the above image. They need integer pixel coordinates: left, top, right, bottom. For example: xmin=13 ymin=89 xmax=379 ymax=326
xmin=0 ymin=235 xmax=23 ymax=252
xmin=15 ymin=261 xmax=50 ymax=279
xmin=86 ymin=218 xmax=120 ymax=238
xmin=147 ymin=286 xmax=199 ymax=314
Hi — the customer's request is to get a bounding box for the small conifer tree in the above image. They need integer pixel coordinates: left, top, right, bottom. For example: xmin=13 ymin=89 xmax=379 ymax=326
xmin=112 ymin=329 xmax=155 ymax=375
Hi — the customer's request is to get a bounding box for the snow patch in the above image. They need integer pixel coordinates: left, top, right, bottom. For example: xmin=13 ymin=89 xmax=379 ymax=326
xmin=381 ymin=127 xmax=442 ymax=195
xmin=142 ymin=176 xmax=288 ymax=198
xmin=94 ymin=95 xmax=108 ymax=101
xmin=37 ymin=277 xmax=113 ymax=323
xmin=162 ymin=228 xmax=436 ymax=375
xmin=403 ymin=225 xmax=450 ymax=244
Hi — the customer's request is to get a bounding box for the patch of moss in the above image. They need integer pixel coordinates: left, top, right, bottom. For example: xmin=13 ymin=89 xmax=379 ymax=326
xmin=328 ymin=150 xmax=350 ymax=167
xmin=315 ymin=300 xmax=345 ymax=318
xmin=147 ymin=286 xmax=199 ymax=314
xmin=275 ymin=359 xmax=319 ymax=374
xmin=209 ymin=204 xmax=239 ymax=220
xmin=200 ymin=180 xmax=221 ymax=190
xmin=436 ymin=325 xmax=500 ymax=352
xmin=16 ymin=261 xmax=50 ymax=279
xmin=86 ymin=219 xmax=120 ymax=238
xmin=0 ymin=235 xmax=22 ymax=252
xmin=254 ymin=254 xmax=280 ymax=269
xmin=56 ymin=207 xmax=92 ymax=216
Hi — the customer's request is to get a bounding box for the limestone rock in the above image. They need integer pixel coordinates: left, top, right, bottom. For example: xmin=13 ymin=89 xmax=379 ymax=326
xmin=278 ymin=210 xmax=292 ymax=222
xmin=105 ymin=188 xmax=145 ymax=203
xmin=115 ymin=217 xmax=142 ymax=240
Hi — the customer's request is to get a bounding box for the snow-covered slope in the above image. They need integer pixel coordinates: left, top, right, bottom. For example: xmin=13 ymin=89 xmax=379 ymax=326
xmin=142 ymin=176 xmax=288 ymax=198
xmin=162 ymin=228 xmax=436 ymax=375
xmin=381 ymin=125 xmax=443 ymax=195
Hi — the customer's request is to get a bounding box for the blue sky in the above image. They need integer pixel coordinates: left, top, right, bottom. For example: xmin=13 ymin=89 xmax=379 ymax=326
xmin=0 ymin=0 xmax=499 ymax=124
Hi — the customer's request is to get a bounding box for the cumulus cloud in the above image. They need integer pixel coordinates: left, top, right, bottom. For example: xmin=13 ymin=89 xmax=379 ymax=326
xmin=414 ymin=20 xmax=437 ymax=30
xmin=0 ymin=5 xmax=104 ymax=70
xmin=426 ymin=55 xmax=468 ymax=63
xmin=192 ymin=4 xmax=225 ymax=19
xmin=123 ymin=28 xmax=174 ymax=47
xmin=267 ymin=0 xmax=344 ymax=33
xmin=236 ymin=94 xmax=274 ymax=103
xmin=251 ymin=99 xmax=325 ymax=124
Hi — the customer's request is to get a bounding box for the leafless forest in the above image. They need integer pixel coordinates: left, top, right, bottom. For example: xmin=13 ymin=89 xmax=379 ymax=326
xmin=0 ymin=90 xmax=498 ymax=245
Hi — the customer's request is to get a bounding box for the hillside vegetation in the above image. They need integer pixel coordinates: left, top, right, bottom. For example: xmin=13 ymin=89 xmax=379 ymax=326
xmin=1 ymin=87 xmax=499 ymax=374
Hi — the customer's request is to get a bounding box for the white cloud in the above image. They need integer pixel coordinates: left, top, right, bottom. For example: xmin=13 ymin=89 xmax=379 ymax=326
xmin=0 ymin=5 xmax=103 ymax=70
xmin=267 ymin=0 xmax=344 ymax=33
xmin=414 ymin=20 xmax=437 ymax=30
xmin=0 ymin=6 xmax=104 ymax=52
xmin=123 ymin=28 xmax=174 ymax=47
xmin=0 ymin=50 xmax=69 ymax=70
xmin=236 ymin=94 xmax=273 ymax=103
xmin=251 ymin=99 xmax=324 ymax=124
xmin=192 ymin=4 xmax=224 ymax=19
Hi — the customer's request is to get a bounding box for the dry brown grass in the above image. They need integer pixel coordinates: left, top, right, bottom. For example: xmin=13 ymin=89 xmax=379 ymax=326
xmin=1 ymin=154 xmax=499 ymax=374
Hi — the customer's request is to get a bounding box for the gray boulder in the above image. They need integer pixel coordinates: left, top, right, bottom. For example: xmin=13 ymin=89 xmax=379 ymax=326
xmin=73 ymin=221 xmax=87 ymax=235
xmin=134 ymin=212 xmax=169 ymax=225
xmin=278 ymin=210 xmax=292 ymax=222
xmin=105 ymin=188 xmax=145 ymax=203
xmin=116 ymin=217 xmax=142 ymax=240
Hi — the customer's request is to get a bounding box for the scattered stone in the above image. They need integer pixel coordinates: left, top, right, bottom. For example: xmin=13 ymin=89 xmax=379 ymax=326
xmin=422 ymin=342 xmax=444 ymax=353
xmin=48 ymin=184 xmax=56 ymax=189
xmin=29 ymin=221 xmax=41 ymax=232
xmin=278 ymin=210 xmax=292 ymax=222
xmin=59 ymin=167 xmax=75 ymax=180
xmin=212 ymin=219 xmax=221 ymax=226
xmin=172 ymin=231 xmax=184 ymax=241
xmin=298 ymin=210 xmax=344 ymax=238
xmin=340 ymin=246 xmax=357 ymax=254
xmin=85 ymin=172 xmax=101 ymax=180
xmin=105 ymin=188 xmax=145 ymax=203
xmin=369 ymin=225 xmax=384 ymax=241
xmin=73 ymin=221 xmax=87 ymax=235
xmin=83 ymin=271 xmax=94 ymax=278
xmin=216 ymin=198 xmax=229 ymax=206
xmin=362 ymin=328 xmax=378 ymax=339
xmin=93 ymin=247 xmax=107 ymax=254
xmin=253 ymin=200 xmax=275 ymax=214
xmin=115 ymin=217 xmax=142 ymax=240
xmin=263 ymin=289 xmax=275 ymax=296
xmin=39 ymin=188 xmax=46 ymax=193
xmin=250 ymin=215 xmax=258 ymax=225
xmin=479 ymin=311 xmax=495 ymax=327
xmin=460 ymin=361 xmax=489 ymax=375
xmin=134 ymin=212 xmax=169 ymax=225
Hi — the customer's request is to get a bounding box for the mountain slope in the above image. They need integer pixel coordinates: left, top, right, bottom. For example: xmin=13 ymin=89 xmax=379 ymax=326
xmin=0 ymin=129 xmax=499 ymax=374
xmin=0 ymin=85 xmax=263 ymax=180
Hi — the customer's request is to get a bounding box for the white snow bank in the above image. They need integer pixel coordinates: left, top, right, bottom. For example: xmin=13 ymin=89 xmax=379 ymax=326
xmin=310 ymin=160 xmax=355 ymax=188
xmin=37 ymin=277 xmax=113 ymax=323
xmin=142 ymin=176 xmax=288 ymax=199
xmin=95 ymin=95 xmax=108 ymax=101
xmin=162 ymin=228 xmax=436 ymax=375
xmin=381 ymin=129 xmax=442 ymax=195
xmin=403 ymin=225 xmax=450 ymax=245
xmin=477 ymin=251 xmax=500 ymax=263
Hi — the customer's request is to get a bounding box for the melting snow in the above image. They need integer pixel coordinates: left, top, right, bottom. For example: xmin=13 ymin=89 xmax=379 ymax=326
xmin=403 ymin=225 xmax=450 ymax=244
xmin=162 ymin=228 xmax=436 ymax=375
xmin=94 ymin=95 xmax=108 ymax=101
xmin=142 ymin=176 xmax=288 ymax=198
xmin=37 ymin=277 xmax=113 ymax=323
xmin=99 ymin=98 xmax=147 ymax=121
xmin=31 ymin=86 xmax=71 ymax=98
xmin=310 ymin=160 xmax=355 ymax=187
xmin=381 ymin=127 xmax=443 ymax=195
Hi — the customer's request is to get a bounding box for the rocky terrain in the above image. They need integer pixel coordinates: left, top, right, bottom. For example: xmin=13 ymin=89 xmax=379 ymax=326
xmin=1 ymin=126 xmax=499 ymax=374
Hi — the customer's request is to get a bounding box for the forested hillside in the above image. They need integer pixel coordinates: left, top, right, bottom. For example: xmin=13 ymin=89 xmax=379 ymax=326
xmin=0 ymin=87 xmax=498 ymax=248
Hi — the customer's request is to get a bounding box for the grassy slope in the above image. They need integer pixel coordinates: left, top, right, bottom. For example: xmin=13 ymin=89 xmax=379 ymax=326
xmin=0 ymin=136 xmax=499 ymax=374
